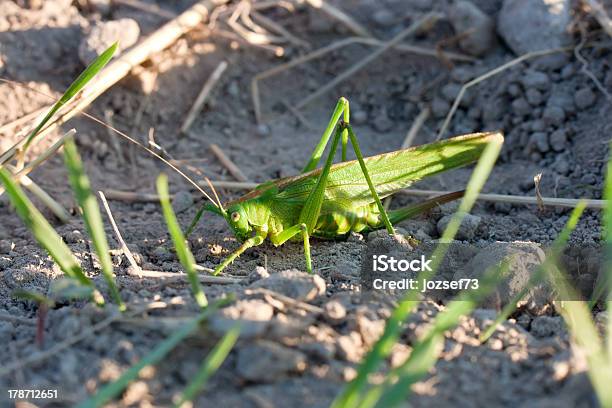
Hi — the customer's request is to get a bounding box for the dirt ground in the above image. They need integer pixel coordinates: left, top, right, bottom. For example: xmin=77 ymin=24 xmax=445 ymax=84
xmin=0 ymin=0 xmax=611 ymax=406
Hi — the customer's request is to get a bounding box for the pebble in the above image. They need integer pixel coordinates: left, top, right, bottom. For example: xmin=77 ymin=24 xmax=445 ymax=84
xmin=454 ymin=242 xmax=548 ymax=309
xmin=431 ymin=97 xmax=450 ymax=118
xmin=574 ymin=87 xmax=596 ymax=110
xmin=532 ymin=54 xmax=570 ymax=71
xmin=525 ymin=88 xmax=544 ymax=106
xmin=79 ymin=19 xmax=140 ymax=65
xmin=352 ymin=109 xmax=368 ymax=125
xmin=323 ymin=300 xmax=346 ymax=324
xmin=210 ymin=299 xmax=274 ymax=338
xmin=520 ymin=71 xmax=551 ymax=91
xmin=249 ymin=269 xmax=326 ymax=301
xmin=542 ymin=106 xmax=565 ymax=126
xmin=256 ymin=123 xmax=271 ymax=137
xmin=530 ymin=316 xmax=565 ymax=337
xmin=511 ymin=98 xmax=530 ymax=116
xmin=497 ymin=0 xmax=572 ymax=55
xmin=440 ymin=83 xmax=462 ymax=103
xmin=530 ymin=132 xmax=549 ymax=153
xmin=372 ymin=9 xmax=394 ymax=27
xmin=236 ymin=340 xmax=306 ymax=382
xmin=247 ymin=266 xmax=270 ymax=283
xmin=436 ymin=213 xmax=481 ymax=240
xmin=448 ymin=1 xmax=496 ymax=56
xmin=171 ymin=190 xmax=193 ymax=214
xmin=372 ymin=109 xmax=394 ymax=132
xmin=549 ymin=129 xmax=567 ymax=152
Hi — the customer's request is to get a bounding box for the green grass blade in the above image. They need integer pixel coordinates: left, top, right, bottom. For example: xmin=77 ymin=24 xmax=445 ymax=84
xmin=360 ymin=263 xmax=508 ymax=408
xmin=332 ymin=135 xmax=503 ymax=408
xmin=173 ymin=325 xmax=240 ymax=408
xmin=0 ymin=169 xmax=103 ymax=305
xmin=63 ymin=137 xmax=125 ymax=311
xmin=22 ymin=43 xmax=117 ymax=152
xmin=603 ymin=141 xmax=612 ymax=357
xmin=157 ymin=174 xmax=208 ymax=308
xmin=77 ymin=299 xmax=232 ymax=408
xmin=480 ymin=201 xmax=588 ymax=342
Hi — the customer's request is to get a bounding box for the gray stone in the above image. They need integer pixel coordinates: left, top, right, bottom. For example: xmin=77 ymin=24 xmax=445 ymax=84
xmin=247 ymin=266 xmax=270 ymax=283
xmin=440 ymin=83 xmax=462 ymax=102
xmin=323 ymin=300 xmax=346 ymax=324
xmin=521 ymin=71 xmax=551 ymax=91
xmin=236 ymin=340 xmax=306 ymax=382
xmin=530 ymin=315 xmax=565 ymax=337
xmin=497 ymin=0 xmax=571 ymax=55
xmin=549 ymin=129 xmax=567 ymax=152
xmin=0 ymin=240 xmax=12 ymax=254
xmin=453 ymin=241 xmax=548 ymax=309
xmin=542 ymin=106 xmax=565 ymax=126
xmin=171 ymin=190 xmax=193 ymax=214
xmin=448 ymin=1 xmax=496 ymax=56
xmin=431 ymin=97 xmax=450 ymax=118
xmin=372 ymin=9 xmax=394 ymax=26
xmin=574 ymin=87 xmax=596 ymax=110
xmin=352 ymin=110 xmax=368 ymax=125
xmin=249 ymin=269 xmax=326 ymax=301
xmin=511 ymin=98 xmax=531 ymax=116
xmin=209 ymin=299 xmax=274 ymax=338
xmin=436 ymin=213 xmax=481 ymax=240
xmin=256 ymin=123 xmax=271 ymax=137
xmin=525 ymin=88 xmax=544 ymax=106
xmin=532 ymin=53 xmax=570 ymax=71
xmin=530 ymin=132 xmax=549 ymax=153
xmin=79 ymin=19 xmax=140 ymax=65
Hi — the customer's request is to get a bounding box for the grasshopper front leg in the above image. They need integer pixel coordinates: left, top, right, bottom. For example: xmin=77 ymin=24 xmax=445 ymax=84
xmin=213 ymin=233 xmax=265 ymax=275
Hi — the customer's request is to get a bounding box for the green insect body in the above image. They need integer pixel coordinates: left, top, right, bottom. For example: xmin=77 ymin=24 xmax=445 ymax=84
xmin=194 ymin=97 xmax=503 ymax=275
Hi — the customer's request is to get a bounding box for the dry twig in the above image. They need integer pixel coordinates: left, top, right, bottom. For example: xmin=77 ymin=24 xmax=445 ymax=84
xmin=98 ymin=191 xmax=143 ymax=277
xmin=209 ymin=143 xmax=249 ymax=182
xmin=180 ymin=60 xmax=229 ymax=133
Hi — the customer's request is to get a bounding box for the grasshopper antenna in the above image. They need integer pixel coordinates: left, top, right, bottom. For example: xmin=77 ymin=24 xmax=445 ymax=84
xmin=0 ymin=77 xmax=223 ymax=210
xmin=204 ymin=176 xmax=226 ymax=216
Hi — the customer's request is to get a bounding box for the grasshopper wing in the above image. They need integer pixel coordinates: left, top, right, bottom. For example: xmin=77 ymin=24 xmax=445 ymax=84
xmin=272 ymin=131 xmax=503 ymax=208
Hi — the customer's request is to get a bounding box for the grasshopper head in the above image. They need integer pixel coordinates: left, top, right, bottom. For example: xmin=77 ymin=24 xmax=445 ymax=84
xmin=225 ymin=203 xmax=252 ymax=242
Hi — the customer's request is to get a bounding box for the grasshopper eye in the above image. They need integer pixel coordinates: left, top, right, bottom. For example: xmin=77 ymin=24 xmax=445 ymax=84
xmin=231 ymin=212 xmax=240 ymax=222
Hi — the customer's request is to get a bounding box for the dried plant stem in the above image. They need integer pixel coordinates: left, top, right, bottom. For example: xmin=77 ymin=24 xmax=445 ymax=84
xmin=250 ymin=10 xmax=311 ymax=48
xmin=252 ymin=21 xmax=472 ymax=123
xmin=437 ymin=46 xmax=573 ymax=139
xmin=302 ymin=0 xmax=370 ymax=37
xmin=209 ymin=143 xmax=249 ymax=182
xmin=104 ymin=189 xmax=170 ymax=203
xmin=180 ymin=60 xmax=228 ymax=133
xmin=296 ymin=13 xmax=441 ymax=110
xmin=0 ymin=0 xmax=229 ymax=166
xmin=98 ymin=191 xmax=143 ymax=277
xmin=584 ymin=0 xmax=612 ymax=38
xmin=114 ymin=0 xmax=177 ymax=19
xmin=130 ymin=268 xmax=243 ymax=284
xmin=19 ymin=176 xmax=70 ymax=222
xmin=0 ymin=106 xmax=47 ymax=135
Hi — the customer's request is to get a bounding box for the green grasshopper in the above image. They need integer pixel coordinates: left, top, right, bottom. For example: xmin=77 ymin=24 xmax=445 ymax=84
xmin=193 ymin=98 xmax=503 ymax=275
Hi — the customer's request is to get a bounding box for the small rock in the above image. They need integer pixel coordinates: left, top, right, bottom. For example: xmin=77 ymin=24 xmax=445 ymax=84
xmin=210 ymin=299 xmax=274 ymax=338
xmin=530 ymin=315 xmax=564 ymax=337
xmin=512 ymin=97 xmax=531 ymax=116
xmin=79 ymin=19 xmax=140 ymax=65
xmin=352 ymin=110 xmax=368 ymax=125
xmin=530 ymin=132 xmax=549 ymax=153
xmin=532 ymin=53 xmax=570 ymax=71
xmin=247 ymin=266 xmax=270 ymax=283
xmin=436 ymin=213 xmax=481 ymax=240
xmin=549 ymin=129 xmax=567 ymax=152
xmin=256 ymin=123 xmax=271 ymax=137
xmin=574 ymin=87 xmax=596 ymax=110
xmin=525 ymin=88 xmax=544 ymax=106
xmin=454 ymin=242 xmax=548 ymax=309
xmin=337 ymin=332 xmax=363 ymax=362
xmin=542 ymin=106 xmax=565 ymax=126
xmin=0 ymin=240 xmax=13 ymax=254
xmin=372 ymin=109 xmax=393 ymax=132
xmin=521 ymin=71 xmax=551 ymax=91
xmin=172 ymin=190 xmax=193 ymax=214
xmin=372 ymin=9 xmax=394 ymax=26
xmin=448 ymin=1 xmax=496 ymax=56
xmin=236 ymin=340 xmax=306 ymax=382
xmin=356 ymin=314 xmax=385 ymax=346
xmin=152 ymin=246 xmax=173 ymax=263
xmin=249 ymin=269 xmax=326 ymax=301
xmin=497 ymin=0 xmax=571 ymax=55
xmin=440 ymin=83 xmax=462 ymax=102
xmin=431 ymin=97 xmax=450 ymax=118
xmin=323 ymin=300 xmax=346 ymax=324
